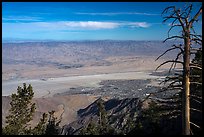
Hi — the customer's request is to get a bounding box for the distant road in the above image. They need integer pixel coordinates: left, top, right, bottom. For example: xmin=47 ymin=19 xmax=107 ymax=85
xmin=2 ymin=71 xmax=160 ymax=98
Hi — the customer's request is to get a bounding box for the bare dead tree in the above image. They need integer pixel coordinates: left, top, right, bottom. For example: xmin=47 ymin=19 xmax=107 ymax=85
xmin=155 ymin=3 xmax=202 ymax=135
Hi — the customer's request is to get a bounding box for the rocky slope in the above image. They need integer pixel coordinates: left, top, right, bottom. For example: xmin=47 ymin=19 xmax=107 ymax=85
xmin=60 ymin=97 xmax=156 ymax=135
xmin=2 ymin=94 xmax=98 ymax=127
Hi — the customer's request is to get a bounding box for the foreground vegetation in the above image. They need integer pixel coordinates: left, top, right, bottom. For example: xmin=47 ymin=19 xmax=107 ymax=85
xmin=2 ymin=83 xmax=61 ymax=135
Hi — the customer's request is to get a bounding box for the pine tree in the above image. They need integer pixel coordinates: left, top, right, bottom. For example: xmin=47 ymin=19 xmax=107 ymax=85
xmin=3 ymin=83 xmax=36 ymax=135
xmin=80 ymin=117 xmax=99 ymax=135
xmin=96 ymin=98 xmax=117 ymax=135
xmin=123 ymin=114 xmax=135 ymax=134
xmin=97 ymin=98 xmax=107 ymax=128
xmin=45 ymin=110 xmax=61 ymax=135
xmin=32 ymin=113 xmax=48 ymax=135
xmin=79 ymin=98 xmax=117 ymax=135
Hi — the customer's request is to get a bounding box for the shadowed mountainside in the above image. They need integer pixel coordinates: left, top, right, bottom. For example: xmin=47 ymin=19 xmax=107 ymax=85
xmin=61 ymin=97 xmax=182 ymax=135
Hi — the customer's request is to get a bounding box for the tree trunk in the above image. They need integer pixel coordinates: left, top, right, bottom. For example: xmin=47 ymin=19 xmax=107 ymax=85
xmin=182 ymin=30 xmax=191 ymax=135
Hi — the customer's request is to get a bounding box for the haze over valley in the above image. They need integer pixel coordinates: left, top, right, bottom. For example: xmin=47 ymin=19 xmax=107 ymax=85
xmin=2 ymin=40 xmax=181 ymax=127
xmin=2 ymin=40 xmax=179 ymax=97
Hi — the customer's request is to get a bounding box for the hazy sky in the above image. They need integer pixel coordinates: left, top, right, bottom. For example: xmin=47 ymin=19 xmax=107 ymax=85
xmin=2 ymin=2 xmax=202 ymax=41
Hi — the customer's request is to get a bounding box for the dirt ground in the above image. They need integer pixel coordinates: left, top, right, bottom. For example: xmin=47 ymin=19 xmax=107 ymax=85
xmin=2 ymin=55 xmax=173 ymax=98
xmin=2 ymin=51 xmax=178 ymax=128
xmin=2 ymin=94 xmax=99 ymax=127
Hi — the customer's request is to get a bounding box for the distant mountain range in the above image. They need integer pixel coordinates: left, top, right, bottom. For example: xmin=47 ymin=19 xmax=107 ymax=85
xmin=2 ymin=38 xmax=60 ymax=43
xmin=2 ymin=38 xmax=182 ymax=43
xmin=2 ymin=40 xmax=181 ymax=65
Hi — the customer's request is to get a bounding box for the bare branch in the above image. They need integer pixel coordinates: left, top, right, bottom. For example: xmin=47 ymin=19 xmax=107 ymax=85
xmin=161 ymin=6 xmax=186 ymax=25
xmin=191 ymin=38 xmax=202 ymax=42
xmin=190 ymin=94 xmax=202 ymax=100
xmin=162 ymin=6 xmax=176 ymax=15
xmin=173 ymin=44 xmax=184 ymax=52
xmin=160 ymin=74 xmax=183 ymax=87
xmin=189 ymin=6 xmax=202 ymax=26
xmin=190 ymin=108 xmax=202 ymax=113
xmin=156 ymin=46 xmax=179 ymax=61
xmin=166 ymin=82 xmax=182 ymax=91
xmin=168 ymin=61 xmax=175 ymax=73
xmin=181 ymin=11 xmax=188 ymax=18
xmin=156 ymin=60 xmax=183 ymax=71
xmin=171 ymin=18 xmax=179 ymax=26
xmin=189 ymin=75 xmax=202 ymax=78
xmin=190 ymin=129 xmax=194 ymax=135
xmin=190 ymin=62 xmax=202 ymax=66
xmin=190 ymin=27 xmax=202 ymax=42
xmin=190 ymin=98 xmax=202 ymax=104
xmin=162 ymin=15 xmax=175 ymax=19
xmin=168 ymin=87 xmax=183 ymax=90
xmin=163 ymin=16 xmax=182 ymax=23
xmin=191 ymin=40 xmax=202 ymax=45
xmin=163 ymin=36 xmax=183 ymax=43
xmin=191 ymin=38 xmax=202 ymax=45
xmin=190 ymin=26 xmax=197 ymax=34
xmin=190 ymin=47 xmax=202 ymax=50
xmin=174 ymin=71 xmax=183 ymax=75
xmin=189 ymin=65 xmax=202 ymax=70
xmin=190 ymin=63 xmax=202 ymax=70
xmin=190 ymin=35 xmax=202 ymax=45
xmin=167 ymin=84 xmax=183 ymax=89
xmin=185 ymin=4 xmax=193 ymax=18
xmin=190 ymin=33 xmax=202 ymax=38
xmin=174 ymin=9 xmax=185 ymax=31
xmin=161 ymin=75 xmax=183 ymax=86
xmin=168 ymin=24 xmax=182 ymax=37
xmin=156 ymin=44 xmax=183 ymax=61
xmin=151 ymin=86 xmax=181 ymax=96
xmin=190 ymin=122 xmax=201 ymax=129
xmin=164 ymin=75 xmax=182 ymax=82
xmin=172 ymin=51 xmax=183 ymax=71
xmin=191 ymin=47 xmax=202 ymax=54
xmin=163 ymin=14 xmax=186 ymax=20
xmin=190 ymin=82 xmax=202 ymax=85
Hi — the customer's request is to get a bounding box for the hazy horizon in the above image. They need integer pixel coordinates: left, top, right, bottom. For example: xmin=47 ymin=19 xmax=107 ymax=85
xmin=3 ymin=38 xmax=184 ymax=44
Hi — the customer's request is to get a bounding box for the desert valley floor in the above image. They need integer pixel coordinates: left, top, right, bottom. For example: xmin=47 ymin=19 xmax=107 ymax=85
xmin=2 ymin=41 xmax=181 ymax=127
